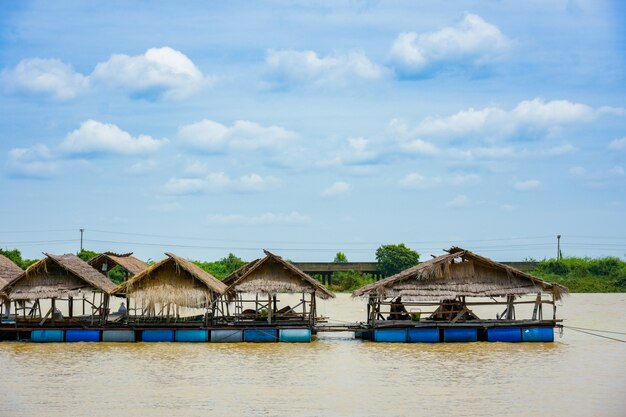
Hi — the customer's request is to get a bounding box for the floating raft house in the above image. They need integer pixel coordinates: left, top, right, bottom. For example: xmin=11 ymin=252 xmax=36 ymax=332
xmin=352 ymin=247 xmax=568 ymax=343
xmin=1 ymin=253 xmax=117 ymax=342
xmin=112 ymin=252 xmax=228 ymax=327
xmin=221 ymin=250 xmax=335 ymax=342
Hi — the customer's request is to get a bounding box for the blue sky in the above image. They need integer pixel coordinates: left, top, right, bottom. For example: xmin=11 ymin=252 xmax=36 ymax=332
xmin=1 ymin=0 xmax=625 ymax=262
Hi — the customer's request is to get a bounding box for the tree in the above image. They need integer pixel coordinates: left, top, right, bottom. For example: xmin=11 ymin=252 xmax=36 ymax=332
xmin=375 ymin=244 xmax=420 ymax=277
xmin=334 ymin=251 xmax=348 ymax=263
xmin=193 ymin=253 xmax=247 ymax=280
xmin=77 ymin=249 xmax=99 ymax=262
xmin=0 ymin=248 xmax=38 ymax=269
xmin=220 ymin=253 xmax=246 ymax=273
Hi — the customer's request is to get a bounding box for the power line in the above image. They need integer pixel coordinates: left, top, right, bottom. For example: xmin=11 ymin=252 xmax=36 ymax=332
xmin=85 ymin=228 xmax=558 ymax=246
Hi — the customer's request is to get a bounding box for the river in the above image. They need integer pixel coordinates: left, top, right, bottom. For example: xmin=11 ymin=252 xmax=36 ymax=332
xmin=1 ymin=293 xmax=624 ymax=417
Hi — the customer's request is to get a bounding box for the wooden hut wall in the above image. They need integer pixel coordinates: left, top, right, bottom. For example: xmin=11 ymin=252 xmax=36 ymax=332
xmin=126 ymin=261 xmax=215 ymax=308
xmin=234 ymin=260 xmax=317 ymax=295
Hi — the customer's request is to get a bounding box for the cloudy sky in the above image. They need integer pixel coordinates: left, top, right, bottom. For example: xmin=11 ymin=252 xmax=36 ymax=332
xmin=1 ymin=1 xmax=625 ymax=262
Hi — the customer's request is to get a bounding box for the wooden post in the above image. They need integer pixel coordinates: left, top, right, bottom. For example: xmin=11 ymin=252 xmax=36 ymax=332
xmin=310 ymin=292 xmax=316 ymax=327
xmin=506 ymin=295 xmax=515 ymax=320
xmin=68 ymin=296 xmax=73 ymax=319
xmin=267 ymin=294 xmax=272 ymax=324
xmin=51 ymin=298 xmax=56 ymax=326
xmin=532 ymin=293 xmax=540 ymax=321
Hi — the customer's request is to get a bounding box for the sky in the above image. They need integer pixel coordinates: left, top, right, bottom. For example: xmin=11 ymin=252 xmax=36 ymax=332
xmin=1 ymin=0 xmax=625 ymax=263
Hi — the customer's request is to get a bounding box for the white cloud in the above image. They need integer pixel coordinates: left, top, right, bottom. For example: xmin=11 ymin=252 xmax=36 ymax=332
xmin=2 ymin=47 xmax=209 ymax=101
xmin=399 ymin=173 xmax=442 ymax=189
xmin=514 ymin=179 xmax=541 ymax=190
xmin=400 ymin=138 xmax=440 ymax=155
xmin=163 ymin=172 xmax=277 ymax=195
xmin=446 ymin=194 xmax=469 ymax=207
xmin=91 ymin=47 xmax=208 ymax=99
xmin=321 ymin=181 xmax=351 ymax=198
xmin=449 ymin=173 xmax=480 ymax=185
xmin=389 ymin=13 xmax=509 ymax=75
xmin=182 ymin=160 xmax=210 ymax=176
xmin=1 ymin=58 xmax=89 ymax=100
xmin=177 ymin=119 xmax=296 ymax=152
xmin=322 ymin=137 xmax=381 ymax=169
xmin=265 ymin=49 xmax=385 ymax=87
xmin=569 ymin=165 xmax=624 ymax=188
xmin=400 ymin=172 xmax=481 ymax=189
xmin=206 ymin=211 xmax=311 ymax=226
xmin=413 ymin=98 xmax=596 ymax=141
xmin=540 ymin=143 xmax=577 ymax=156
xmin=609 ymin=137 xmax=626 ymax=150
xmin=570 ymin=166 xmax=624 ymax=179
xmin=126 ymin=159 xmax=157 ymax=174
xmin=60 ymin=120 xmax=166 ymax=155
xmin=6 ymin=144 xmax=60 ymax=178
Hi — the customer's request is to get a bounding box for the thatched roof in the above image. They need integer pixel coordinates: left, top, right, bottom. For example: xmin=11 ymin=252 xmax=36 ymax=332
xmin=112 ymin=252 xmax=227 ymax=308
xmin=0 ymin=254 xmax=23 ymax=292
xmin=4 ymin=253 xmax=117 ymax=300
xmin=352 ymin=247 xmax=568 ymax=301
xmin=224 ymin=250 xmax=335 ymax=300
xmin=88 ymin=252 xmax=147 ymax=277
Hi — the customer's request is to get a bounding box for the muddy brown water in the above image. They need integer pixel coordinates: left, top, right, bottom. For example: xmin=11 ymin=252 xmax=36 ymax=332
xmin=1 ymin=293 xmax=625 ymax=417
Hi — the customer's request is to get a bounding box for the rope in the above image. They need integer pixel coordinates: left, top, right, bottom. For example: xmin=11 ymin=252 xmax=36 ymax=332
xmin=564 ymin=326 xmax=626 ymax=343
xmin=564 ymin=325 xmax=626 ymax=336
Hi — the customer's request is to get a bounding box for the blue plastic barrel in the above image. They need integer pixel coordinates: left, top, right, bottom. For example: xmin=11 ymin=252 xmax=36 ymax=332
xmin=142 ymin=329 xmax=175 ymax=342
xmin=408 ymin=328 xmax=440 ymax=343
xmin=102 ymin=330 xmax=135 ymax=342
xmin=443 ymin=328 xmax=477 ymax=342
xmin=210 ymin=329 xmax=243 ymax=342
xmin=374 ymin=329 xmax=407 ymax=342
xmin=244 ymin=329 xmax=278 ymax=342
xmin=487 ymin=327 xmax=522 ymax=342
xmin=65 ymin=329 xmax=100 ymax=342
xmin=175 ymin=329 xmax=209 ymax=342
xmin=31 ymin=330 xmax=64 ymax=343
xmin=522 ymin=327 xmax=554 ymax=342
xmin=279 ymin=328 xmax=311 ymax=343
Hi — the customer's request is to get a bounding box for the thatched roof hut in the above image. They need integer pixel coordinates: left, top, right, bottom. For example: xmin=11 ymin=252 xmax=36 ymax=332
xmin=224 ymin=250 xmax=335 ymax=299
xmin=112 ymin=252 xmax=227 ymax=308
xmin=0 ymin=254 xmax=23 ymax=293
xmin=352 ymin=247 xmax=568 ymax=301
xmin=88 ymin=252 xmax=147 ymax=277
xmin=4 ymin=253 xmax=117 ymax=300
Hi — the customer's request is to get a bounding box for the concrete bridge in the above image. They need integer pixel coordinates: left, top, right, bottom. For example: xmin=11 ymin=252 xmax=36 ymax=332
xmin=292 ymin=261 xmax=538 ymax=285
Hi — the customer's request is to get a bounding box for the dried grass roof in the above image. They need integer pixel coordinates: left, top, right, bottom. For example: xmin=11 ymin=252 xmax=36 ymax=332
xmin=88 ymin=252 xmax=147 ymax=276
xmin=5 ymin=253 xmax=117 ymax=300
xmin=0 ymin=254 xmax=23 ymax=292
xmin=352 ymin=247 xmax=568 ymax=301
xmin=224 ymin=250 xmax=335 ymax=299
xmin=112 ymin=253 xmax=227 ymax=307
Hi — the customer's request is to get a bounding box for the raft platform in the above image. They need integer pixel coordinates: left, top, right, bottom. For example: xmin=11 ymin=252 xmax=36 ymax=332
xmin=0 ymin=319 xmax=560 ymax=343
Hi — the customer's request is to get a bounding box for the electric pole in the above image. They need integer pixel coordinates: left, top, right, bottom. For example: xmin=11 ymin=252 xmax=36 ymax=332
xmin=80 ymin=228 xmax=84 ymax=252
xmin=557 ymin=235 xmax=561 ymax=260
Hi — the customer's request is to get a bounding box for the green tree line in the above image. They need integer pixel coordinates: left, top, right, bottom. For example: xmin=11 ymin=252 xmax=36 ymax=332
xmin=530 ymin=257 xmax=626 ymax=292
xmin=4 ymin=246 xmax=626 ymax=292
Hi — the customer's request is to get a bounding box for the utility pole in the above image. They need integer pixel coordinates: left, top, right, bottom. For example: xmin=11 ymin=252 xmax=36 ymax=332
xmin=557 ymin=235 xmax=561 ymax=260
xmin=80 ymin=229 xmax=84 ymax=252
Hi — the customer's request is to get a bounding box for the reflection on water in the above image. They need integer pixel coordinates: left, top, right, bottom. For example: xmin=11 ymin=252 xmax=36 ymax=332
xmin=1 ymin=294 xmax=625 ymax=417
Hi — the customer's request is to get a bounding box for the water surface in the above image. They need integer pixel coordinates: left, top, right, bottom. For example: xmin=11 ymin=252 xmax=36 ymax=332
xmin=1 ymin=294 xmax=624 ymax=417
